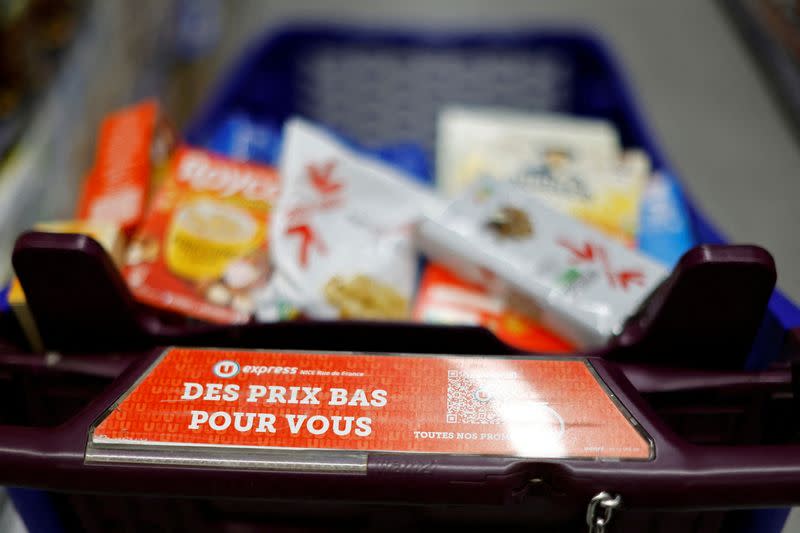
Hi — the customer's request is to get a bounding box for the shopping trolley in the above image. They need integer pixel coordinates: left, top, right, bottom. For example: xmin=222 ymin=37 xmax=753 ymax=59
xmin=2 ymin=25 xmax=800 ymax=532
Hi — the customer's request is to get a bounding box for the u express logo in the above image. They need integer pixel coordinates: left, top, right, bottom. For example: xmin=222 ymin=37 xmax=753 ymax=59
xmin=212 ymin=360 xmax=240 ymax=379
xmin=473 ymin=389 xmax=492 ymax=403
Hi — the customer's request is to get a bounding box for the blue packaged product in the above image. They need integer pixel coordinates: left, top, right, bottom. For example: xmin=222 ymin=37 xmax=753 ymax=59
xmin=637 ymin=172 xmax=696 ymax=267
xmin=206 ymin=116 xmax=433 ymax=187
xmin=206 ymin=115 xmax=283 ymax=165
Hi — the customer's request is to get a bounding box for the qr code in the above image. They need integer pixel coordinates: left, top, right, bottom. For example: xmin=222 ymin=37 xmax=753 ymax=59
xmin=446 ymin=370 xmax=501 ymax=424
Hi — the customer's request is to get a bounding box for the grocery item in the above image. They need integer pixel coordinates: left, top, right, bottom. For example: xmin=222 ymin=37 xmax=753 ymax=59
xmin=437 ymin=106 xmax=620 ymax=194
xmin=637 ymin=171 xmax=696 ymax=267
xmin=76 ymin=100 xmax=176 ymax=234
xmin=416 ymin=178 xmax=668 ymax=348
xmin=413 ymin=263 xmax=574 ymax=353
xmin=436 ymin=107 xmax=647 ymax=245
xmin=206 ymin=114 xmax=283 ymax=165
xmin=565 ymin=149 xmax=650 ymax=245
xmin=8 ymin=220 xmax=125 ymax=351
xmin=324 ymin=275 xmax=409 ymax=320
xmin=255 ymin=118 xmax=440 ymax=322
xmin=124 ymin=146 xmax=279 ymax=324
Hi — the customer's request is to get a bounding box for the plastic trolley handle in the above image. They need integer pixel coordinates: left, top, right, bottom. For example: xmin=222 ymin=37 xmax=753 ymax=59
xmin=1 ymin=349 xmax=800 ymax=511
xmin=13 ymin=232 xmax=778 ymax=370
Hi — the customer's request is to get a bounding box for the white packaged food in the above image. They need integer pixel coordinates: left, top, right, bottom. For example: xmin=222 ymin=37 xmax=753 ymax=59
xmin=416 ymin=178 xmax=668 ymax=348
xmin=437 ymin=106 xmax=621 ymax=197
xmin=255 ymin=118 xmax=440 ymax=321
xmin=436 ymin=107 xmax=651 ymax=245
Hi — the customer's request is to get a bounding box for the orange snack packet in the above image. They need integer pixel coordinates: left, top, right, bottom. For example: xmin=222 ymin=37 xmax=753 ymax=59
xmin=77 ymin=100 xmax=175 ymax=233
xmin=413 ymin=263 xmax=574 ymax=353
xmin=124 ymin=146 xmax=280 ymax=324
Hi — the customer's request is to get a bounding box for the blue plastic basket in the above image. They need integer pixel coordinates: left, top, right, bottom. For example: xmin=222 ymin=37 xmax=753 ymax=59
xmin=186 ymin=25 xmax=800 ymax=373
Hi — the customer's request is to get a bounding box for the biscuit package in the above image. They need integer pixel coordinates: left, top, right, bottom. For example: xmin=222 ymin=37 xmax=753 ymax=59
xmin=124 ymin=146 xmax=280 ymax=324
xmin=255 ymin=118 xmax=439 ymax=321
xmin=436 ymin=107 xmax=647 ymax=245
xmin=416 ymin=178 xmax=668 ymax=348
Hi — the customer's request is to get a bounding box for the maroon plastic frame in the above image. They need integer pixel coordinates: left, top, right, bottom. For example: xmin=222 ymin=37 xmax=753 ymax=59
xmin=2 ymin=349 xmax=800 ymax=512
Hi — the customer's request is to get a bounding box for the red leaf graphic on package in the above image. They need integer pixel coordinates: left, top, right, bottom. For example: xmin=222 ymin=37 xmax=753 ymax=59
xmin=287 ymin=224 xmax=326 ymax=268
xmin=285 ymin=161 xmax=347 ymax=267
xmin=560 ymin=240 xmax=596 ymax=262
xmin=558 ymin=238 xmax=644 ymax=290
xmin=308 ymin=161 xmax=343 ymax=195
xmin=614 ymin=270 xmax=645 ymax=290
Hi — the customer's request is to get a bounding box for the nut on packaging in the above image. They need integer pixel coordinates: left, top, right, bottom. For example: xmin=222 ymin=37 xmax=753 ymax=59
xmin=255 ymin=118 xmax=441 ymax=321
xmin=416 ymin=178 xmax=668 ymax=348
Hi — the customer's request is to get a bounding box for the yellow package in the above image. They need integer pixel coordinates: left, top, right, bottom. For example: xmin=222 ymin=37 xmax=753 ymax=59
xmin=437 ymin=107 xmax=648 ymax=246
xmin=558 ymin=150 xmax=650 ymax=246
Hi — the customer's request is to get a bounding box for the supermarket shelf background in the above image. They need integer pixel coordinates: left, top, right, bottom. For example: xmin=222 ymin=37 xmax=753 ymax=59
xmin=168 ymin=0 xmax=800 ymax=303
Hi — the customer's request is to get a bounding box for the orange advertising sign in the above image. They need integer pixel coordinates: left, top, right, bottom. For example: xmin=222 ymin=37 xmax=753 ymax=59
xmin=92 ymin=348 xmax=651 ymax=460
